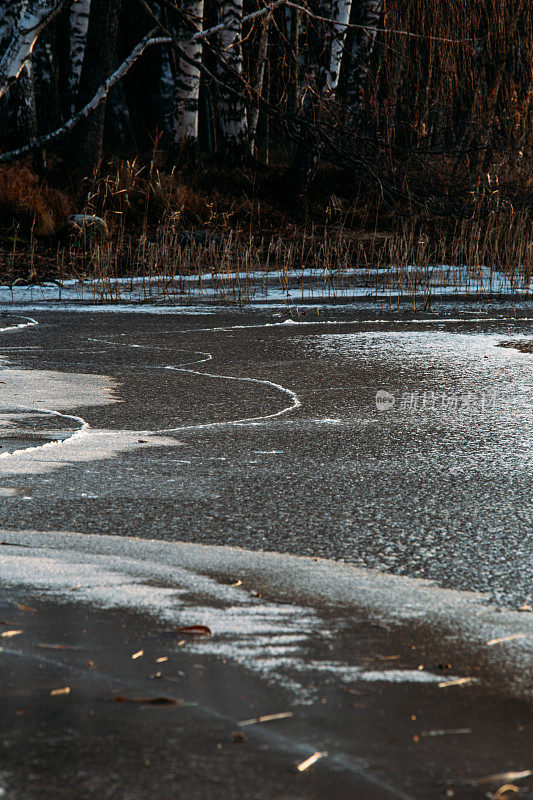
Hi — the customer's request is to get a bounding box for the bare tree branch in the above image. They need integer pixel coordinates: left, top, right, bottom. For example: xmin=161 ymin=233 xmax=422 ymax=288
xmin=176 ymin=0 xmax=288 ymax=46
xmin=284 ymin=1 xmax=478 ymax=44
xmin=0 ymin=0 xmax=291 ymax=163
xmin=0 ymin=30 xmax=171 ymax=163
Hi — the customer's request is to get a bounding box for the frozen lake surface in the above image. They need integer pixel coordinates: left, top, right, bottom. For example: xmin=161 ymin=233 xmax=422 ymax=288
xmin=0 ymin=305 xmax=531 ymax=609
xmin=0 ymin=303 xmax=531 ymax=800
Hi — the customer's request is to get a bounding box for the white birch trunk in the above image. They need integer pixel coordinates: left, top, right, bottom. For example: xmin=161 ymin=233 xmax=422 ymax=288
xmin=0 ymin=3 xmax=22 ymax=49
xmin=0 ymin=31 xmax=171 ymax=163
xmin=324 ymin=0 xmax=352 ymax=91
xmin=345 ymin=0 xmax=382 ymax=114
xmin=1 ymin=1 xmax=43 ymax=163
xmin=0 ymin=1 xmax=27 ymax=81
xmin=173 ymin=0 xmax=203 ymax=145
xmin=0 ymin=0 xmax=66 ymax=99
xmin=216 ymin=0 xmax=247 ymax=154
xmin=69 ymin=0 xmax=91 ymax=107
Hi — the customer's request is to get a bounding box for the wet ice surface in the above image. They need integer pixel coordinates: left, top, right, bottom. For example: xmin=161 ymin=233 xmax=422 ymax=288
xmin=1 ymin=532 xmax=530 ymax=702
xmin=0 ymin=579 xmax=529 ymax=800
xmin=0 ymin=307 xmax=531 ymax=608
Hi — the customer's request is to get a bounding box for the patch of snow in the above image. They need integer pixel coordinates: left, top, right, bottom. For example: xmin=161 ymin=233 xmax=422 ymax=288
xmin=0 ymin=364 xmax=179 ymax=476
xmin=358 ymin=669 xmax=464 ymax=684
xmin=0 ymin=542 xmax=320 ymax=701
xmin=0 ymin=319 xmax=303 ymax=475
xmin=293 ymin=662 xmax=472 ymax=684
xmin=0 ymin=487 xmax=24 ymax=496
xmin=0 ymin=265 xmax=530 ymax=309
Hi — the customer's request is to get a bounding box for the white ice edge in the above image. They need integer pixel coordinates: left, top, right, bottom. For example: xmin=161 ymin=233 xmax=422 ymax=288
xmin=0 ymin=532 xmax=530 ymax=701
xmin=0 ymin=265 xmax=530 ymax=307
xmin=0 ymin=316 xmax=38 ymax=333
xmin=1 ymin=304 xmax=531 ymax=323
xmin=0 ymin=406 xmax=89 ymax=461
xmin=5 ymin=264 xmax=531 ymax=286
xmin=0 ymin=319 xmax=302 ymax=471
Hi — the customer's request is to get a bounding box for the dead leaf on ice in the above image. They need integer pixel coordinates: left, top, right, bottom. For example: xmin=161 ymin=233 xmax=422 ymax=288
xmin=473 ymin=770 xmax=532 ymax=785
xmin=491 ymin=786 xmax=519 ymax=800
xmin=420 ymin=728 xmax=472 ymax=737
xmin=176 ymin=625 xmax=212 ymax=637
xmin=1 ymin=630 xmax=22 ymax=638
xmin=485 ymin=634 xmax=525 ymax=646
xmin=114 ymin=695 xmax=180 ymax=706
xmin=50 ymin=687 xmax=70 ymax=696
xmin=438 ymin=677 xmax=477 ymax=688
xmin=296 ymin=751 xmax=328 ymax=772
xmin=238 ymin=711 xmax=293 ymax=726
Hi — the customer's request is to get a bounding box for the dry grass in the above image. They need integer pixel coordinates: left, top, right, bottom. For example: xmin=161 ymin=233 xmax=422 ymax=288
xmin=79 ymin=159 xmax=233 ymax=233
xmin=0 ymin=163 xmax=73 ymax=239
xmin=0 ymin=160 xmax=531 ymax=306
xmin=53 ymin=208 xmax=531 ymax=307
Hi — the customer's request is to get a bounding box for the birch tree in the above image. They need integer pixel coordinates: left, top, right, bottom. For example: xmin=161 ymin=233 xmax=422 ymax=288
xmin=248 ymin=15 xmax=269 ymax=155
xmin=69 ymin=0 xmax=91 ymax=108
xmin=345 ymin=0 xmax=383 ymax=117
xmin=172 ymin=0 xmax=204 ymax=150
xmin=0 ymin=1 xmax=43 ymax=166
xmin=284 ymin=0 xmax=353 ymax=189
xmin=0 ymin=30 xmax=171 ymax=163
xmin=8 ymin=60 xmax=39 ymax=151
xmin=323 ymin=0 xmax=352 ymax=92
xmin=216 ymin=0 xmax=247 ymax=156
xmin=32 ymin=23 xmax=64 ymax=131
xmin=73 ymin=0 xmax=122 ymax=174
xmin=0 ymin=0 xmax=67 ymax=100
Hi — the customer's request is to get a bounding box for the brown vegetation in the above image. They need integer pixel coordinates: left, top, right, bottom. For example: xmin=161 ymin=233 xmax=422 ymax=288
xmin=0 ymin=0 xmax=531 ymax=298
xmin=0 ymin=155 xmax=530 ymax=307
xmin=0 ymin=164 xmax=72 ymax=239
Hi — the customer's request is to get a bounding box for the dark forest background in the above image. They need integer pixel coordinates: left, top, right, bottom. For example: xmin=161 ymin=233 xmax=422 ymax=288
xmin=0 ymin=0 xmax=531 ymax=255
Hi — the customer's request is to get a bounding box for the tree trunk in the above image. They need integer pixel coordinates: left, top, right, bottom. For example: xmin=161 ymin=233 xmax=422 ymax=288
xmin=284 ymin=0 xmax=354 ymax=191
xmin=69 ymin=0 xmax=91 ymax=110
xmin=120 ymin=0 xmax=164 ymax=153
xmin=345 ymin=0 xmax=383 ymax=118
xmin=216 ymin=0 xmax=247 ymax=159
xmin=248 ymin=15 xmax=269 ymax=157
xmin=172 ymin=0 xmax=204 ymax=157
xmin=324 ymin=0 xmax=352 ymax=92
xmin=284 ymin=5 xmax=301 ymax=159
xmin=33 ymin=21 xmax=64 ymax=135
xmin=0 ymin=0 xmax=68 ymax=100
xmin=0 ymin=2 xmax=45 ymax=168
xmin=73 ymin=0 xmax=122 ymax=176
xmin=8 ymin=60 xmax=39 ymax=146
